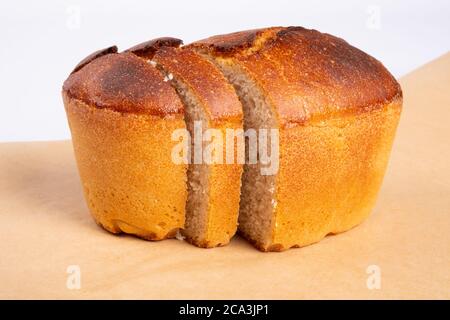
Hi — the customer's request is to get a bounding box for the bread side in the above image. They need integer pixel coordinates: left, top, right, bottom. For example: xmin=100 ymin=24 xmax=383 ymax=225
xmin=272 ymin=100 xmax=401 ymax=250
xmin=63 ymin=49 xmax=188 ymax=240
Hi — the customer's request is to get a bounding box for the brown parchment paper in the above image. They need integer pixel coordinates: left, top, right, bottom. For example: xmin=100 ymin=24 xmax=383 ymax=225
xmin=0 ymin=53 xmax=449 ymax=299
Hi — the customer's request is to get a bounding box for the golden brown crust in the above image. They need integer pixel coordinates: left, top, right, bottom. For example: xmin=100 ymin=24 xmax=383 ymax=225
xmin=63 ymin=52 xmax=184 ymax=116
xmin=71 ymin=45 xmax=118 ymax=74
xmin=273 ymin=100 xmax=401 ymax=251
xmin=191 ymin=28 xmax=279 ymax=54
xmin=63 ymin=93 xmax=187 ymax=240
xmin=190 ymin=26 xmax=402 ymax=126
xmin=201 ymin=119 xmax=243 ymax=247
xmin=125 ymin=37 xmax=183 ymax=59
xmin=153 ymin=46 xmax=242 ymax=121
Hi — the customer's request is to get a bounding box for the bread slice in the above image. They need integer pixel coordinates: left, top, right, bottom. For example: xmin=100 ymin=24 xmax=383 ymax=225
xmin=190 ymin=27 xmax=403 ymax=251
xmin=149 ymin=46 xmax=243 ymax=247
xmin=127 ymin=38 xmax=242 ymax=248
xmin=63 ymin=50 xmax=187 ymax=240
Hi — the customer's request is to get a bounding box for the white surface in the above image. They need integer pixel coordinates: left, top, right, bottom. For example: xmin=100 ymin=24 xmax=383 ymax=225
xmin=1 ymin=0 xmax=449 ymax=142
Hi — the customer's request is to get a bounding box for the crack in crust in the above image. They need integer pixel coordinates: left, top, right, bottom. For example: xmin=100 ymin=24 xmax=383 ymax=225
xmin=125 ymin=37 xmax=183 ymax=59
xmin=63 ymin=52 xmax=184 ymax=116
xmin=71 ymin=45 xmax=118 ymax=74
xmin=189 ymin=27 xmax=283 ymax=56
xmin=189 ymin=26 xmax=402 ymax=126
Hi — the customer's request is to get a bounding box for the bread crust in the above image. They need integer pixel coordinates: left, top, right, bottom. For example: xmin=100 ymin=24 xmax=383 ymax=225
xmin=63 ymin=52 xmax=184 ymax=116
xmin=154 ymin=46 xmax=242 ymax=121
xmin=63 ymin=45 xmax=189 ymax=240
xmin=191 ymin=27 xmax=282 ymax=54
xmin=70 ymin=45 xmax=118 ymax=74
xmin=125 ymin=37 xmax=183 ymax=59
xmin=190 ymin=26 xmax=402 ymax=126
xmin=63 ymin=93 xmax=187 ymax=240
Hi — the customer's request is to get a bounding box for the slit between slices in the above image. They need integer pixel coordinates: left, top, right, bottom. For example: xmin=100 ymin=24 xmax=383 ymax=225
xmin=151 ymin=61 xmax=211 ymax=244
xmin=196 ymin=54 xmax=279 ymax=248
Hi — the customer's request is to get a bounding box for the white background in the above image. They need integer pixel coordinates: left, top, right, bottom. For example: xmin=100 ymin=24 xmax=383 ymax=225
xmin=1 ymin=0 xmax=449 ymax=142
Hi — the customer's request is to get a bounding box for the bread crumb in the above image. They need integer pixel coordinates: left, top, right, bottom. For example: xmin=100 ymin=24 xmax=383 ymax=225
xmin=175 ymin=230 xmax=185 ymax=241
xmin=147 ymin=60 xmax=157 ymax=66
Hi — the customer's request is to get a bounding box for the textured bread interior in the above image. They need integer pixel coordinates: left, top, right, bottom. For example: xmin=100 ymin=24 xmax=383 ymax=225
xmin=155 ymin=64 xmax=211 ymax=244
xmin=200 ymin=55 xmax=278 ymax=248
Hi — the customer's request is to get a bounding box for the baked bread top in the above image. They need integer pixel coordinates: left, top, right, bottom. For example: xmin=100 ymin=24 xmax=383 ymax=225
xmin=63 ymin=51 xmax=184 ymax=116
xmin=125 ymin=37 xmax=183 ymax=59
xmin=152 ymin=46 xmax=242 ymax=121
xmin=190 ymin=26 xmax=402 ymax=125
xmin=63 ymin=37 xmax=242 ymax=120
xmin=63 ymin=26 xmax=402 ymax=123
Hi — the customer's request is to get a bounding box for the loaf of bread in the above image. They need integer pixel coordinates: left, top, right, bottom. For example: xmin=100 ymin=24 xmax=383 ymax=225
xmin=62 ymin=26 xmax=402 ymax=251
